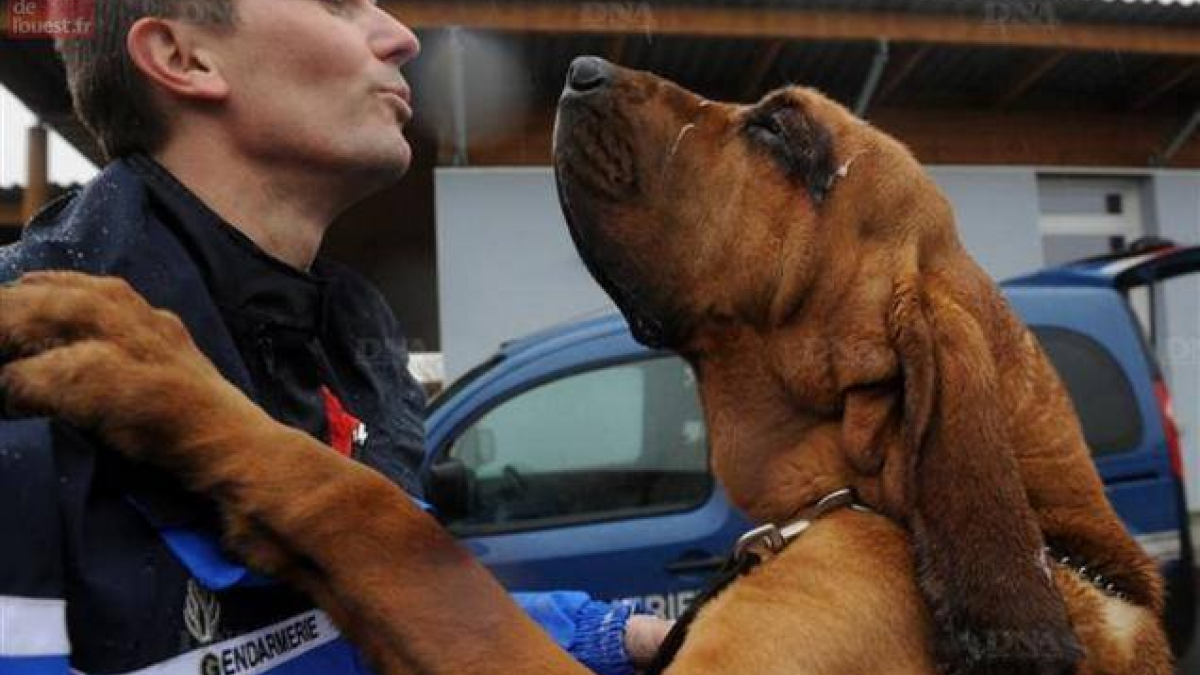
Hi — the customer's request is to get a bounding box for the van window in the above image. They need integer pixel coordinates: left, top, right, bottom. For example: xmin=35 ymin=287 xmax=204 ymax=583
xmin=1032 ymin=327 xmax=1143 ymax=456
xmin=445 ymin=356 xmax=710 ymax=534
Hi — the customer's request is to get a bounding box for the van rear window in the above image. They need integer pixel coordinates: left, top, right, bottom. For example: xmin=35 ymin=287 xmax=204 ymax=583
xmin=1031 ymin=327 xmax=1143 ymax=457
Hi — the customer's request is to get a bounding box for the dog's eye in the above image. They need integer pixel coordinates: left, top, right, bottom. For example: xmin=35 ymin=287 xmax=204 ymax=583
xmin=747 ymin=112 xmax=787 ymax=144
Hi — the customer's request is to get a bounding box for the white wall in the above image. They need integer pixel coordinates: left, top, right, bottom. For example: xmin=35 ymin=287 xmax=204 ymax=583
xmin=1149 ymin=171 xmax=1200 ymax=504
xmin=435 ymin=168 xmax=616 ymax=380
xmin=927 ymin=167 xmax=1044 ymax=280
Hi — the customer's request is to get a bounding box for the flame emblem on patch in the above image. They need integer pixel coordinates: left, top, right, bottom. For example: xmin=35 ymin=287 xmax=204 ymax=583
xmin=184 ymin=578 xmax=221 ymax=645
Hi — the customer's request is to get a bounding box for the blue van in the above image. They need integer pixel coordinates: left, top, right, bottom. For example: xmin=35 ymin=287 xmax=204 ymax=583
xmin=424 ymin=242 xmax=1197 ymax=651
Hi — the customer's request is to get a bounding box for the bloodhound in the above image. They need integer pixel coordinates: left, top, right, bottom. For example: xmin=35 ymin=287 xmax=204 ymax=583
xmin=0 ymin=58 xmax=1173 ymax=675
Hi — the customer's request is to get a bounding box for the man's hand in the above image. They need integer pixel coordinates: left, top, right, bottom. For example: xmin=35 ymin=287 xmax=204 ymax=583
xmin=624 ymin=614 xmax=674 ymax=671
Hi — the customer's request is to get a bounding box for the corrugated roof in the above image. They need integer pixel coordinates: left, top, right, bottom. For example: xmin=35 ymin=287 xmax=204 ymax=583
xmin=441 ymin=0 xmax=1200 ymax=27
xmin=1099 ymin=0 xmax=1196 ymax=6
xmin=3 ymin=0 xmax=1195 ymax=166
xmin=411 ymin=28 xmax=1197 ymax=114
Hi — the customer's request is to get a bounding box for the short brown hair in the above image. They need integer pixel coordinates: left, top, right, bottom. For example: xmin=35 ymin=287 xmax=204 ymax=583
xmin=57 ymin=0 xmax=236 ymax=160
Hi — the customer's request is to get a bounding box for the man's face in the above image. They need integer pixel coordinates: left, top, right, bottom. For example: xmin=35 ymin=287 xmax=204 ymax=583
xmin=207 ymin=0 xmax=420 ymax=185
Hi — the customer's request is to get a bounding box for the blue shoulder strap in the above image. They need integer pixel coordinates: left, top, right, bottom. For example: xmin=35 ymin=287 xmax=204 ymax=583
xmin=155 ymin=526 xmax=274 ymax=590
xmin=153 ymin=495 xmax=432 ymax=591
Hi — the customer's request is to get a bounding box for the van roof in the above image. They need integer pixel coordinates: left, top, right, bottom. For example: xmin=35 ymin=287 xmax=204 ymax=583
xmin=1006 ymin=239 xmax=1200 ymax=290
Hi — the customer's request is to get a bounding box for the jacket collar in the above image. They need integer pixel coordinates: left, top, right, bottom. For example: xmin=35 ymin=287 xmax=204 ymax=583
xmin=126 ymin=154 xmax=327 ymax=334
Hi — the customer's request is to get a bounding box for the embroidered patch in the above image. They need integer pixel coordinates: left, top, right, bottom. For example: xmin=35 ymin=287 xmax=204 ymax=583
xmin=184 ymin=579 xmax=221 ymax=646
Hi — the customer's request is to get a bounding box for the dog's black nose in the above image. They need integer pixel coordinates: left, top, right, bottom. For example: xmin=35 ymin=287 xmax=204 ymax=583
xmin=566 ymin=56 xmax=612 ymax=93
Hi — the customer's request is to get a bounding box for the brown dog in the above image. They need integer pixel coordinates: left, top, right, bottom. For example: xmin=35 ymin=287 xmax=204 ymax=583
xmin=552 ymin=57 xmax=1172 ymax=675
xmin=0 ymin=59 xmax=1173 ymax=675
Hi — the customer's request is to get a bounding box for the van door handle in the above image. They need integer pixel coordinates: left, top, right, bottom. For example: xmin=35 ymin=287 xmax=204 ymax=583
xmin=665 ymin=553 xmax=725 ymax=575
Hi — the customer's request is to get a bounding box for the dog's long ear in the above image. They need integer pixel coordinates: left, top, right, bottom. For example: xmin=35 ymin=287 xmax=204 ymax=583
xmin=889 ymin=273 xmax=1083 ymax=675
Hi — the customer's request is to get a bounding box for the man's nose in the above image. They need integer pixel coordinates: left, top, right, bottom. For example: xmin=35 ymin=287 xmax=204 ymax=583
xmin=372 ymin=8 xmax=421 ymax=65
xmin=565 ymin=56 xmax=612 ymax=93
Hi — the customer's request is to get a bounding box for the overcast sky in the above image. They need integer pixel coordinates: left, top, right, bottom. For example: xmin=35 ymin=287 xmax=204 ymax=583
xmin=0 ymin=85 xmax=98 ymax=187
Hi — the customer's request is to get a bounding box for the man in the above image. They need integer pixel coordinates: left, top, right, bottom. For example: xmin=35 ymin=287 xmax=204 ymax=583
xmin=0 ymin=2 xmax=667 ymax=674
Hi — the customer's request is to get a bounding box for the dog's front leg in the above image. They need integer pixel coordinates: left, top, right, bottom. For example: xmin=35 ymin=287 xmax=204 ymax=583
xmin=187 ymin=422 xmax=594 ymax=675
xmin=0 ymin=271 xmax=591 ymax=675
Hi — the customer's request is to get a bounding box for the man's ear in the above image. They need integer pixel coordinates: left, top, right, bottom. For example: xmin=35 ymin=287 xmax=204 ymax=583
xmin=126 ymin=17 xmax=229 ymax=103
xmin=889 ymin=275 xmax=1083 ymax=675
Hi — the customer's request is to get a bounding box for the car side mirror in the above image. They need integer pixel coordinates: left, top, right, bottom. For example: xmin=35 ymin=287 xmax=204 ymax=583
xmin=426 ymin=458 xmax=475 ymax=523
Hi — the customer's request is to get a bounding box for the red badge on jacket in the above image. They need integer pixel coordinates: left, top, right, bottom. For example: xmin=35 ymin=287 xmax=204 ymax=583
xmin=321 ymin=386 xmax=362 ymax=457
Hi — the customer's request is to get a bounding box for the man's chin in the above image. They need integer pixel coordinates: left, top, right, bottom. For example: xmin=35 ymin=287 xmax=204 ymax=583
xmin=386 ymin=140 xmax=413 ymax=177
xmin=374 ymin=130 xmax=413 ymax=173
xmin=347 ymin=135 xmax=413 ymax=185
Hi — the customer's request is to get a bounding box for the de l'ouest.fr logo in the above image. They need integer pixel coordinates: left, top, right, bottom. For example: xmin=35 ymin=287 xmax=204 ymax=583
xmin=4 ymin=0 xmax=94 ymax=39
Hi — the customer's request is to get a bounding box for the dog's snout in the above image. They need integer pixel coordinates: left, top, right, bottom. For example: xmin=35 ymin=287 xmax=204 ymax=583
xmin=566 ymin=56 xmax=612 ymax=93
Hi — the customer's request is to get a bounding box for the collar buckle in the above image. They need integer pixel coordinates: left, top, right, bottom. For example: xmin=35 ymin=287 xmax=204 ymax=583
xmin=733 ymin=488 xmax=865 ymax=562
xmin=733 ymin=523 xmax=788 ymax=562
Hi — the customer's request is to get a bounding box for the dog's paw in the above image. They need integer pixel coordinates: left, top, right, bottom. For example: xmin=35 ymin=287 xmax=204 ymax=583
xmin=0 ymin=271 xmax=196 ymax=356
xmin=0 ymin=271 xmax=254 ymax=461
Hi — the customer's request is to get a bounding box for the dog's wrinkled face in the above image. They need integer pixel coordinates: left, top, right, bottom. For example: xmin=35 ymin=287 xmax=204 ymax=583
xmin=553 ymin=57 xmax=904 ymax=352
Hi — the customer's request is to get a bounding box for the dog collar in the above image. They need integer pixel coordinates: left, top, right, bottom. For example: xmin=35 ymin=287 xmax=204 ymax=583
xmin=1046 ymin=546 xmax=1129 ymax=601
xmin=643 ymin=488 xmax=869 ymax=675
xmin=732 ymin=488 xmax=872 ymax=564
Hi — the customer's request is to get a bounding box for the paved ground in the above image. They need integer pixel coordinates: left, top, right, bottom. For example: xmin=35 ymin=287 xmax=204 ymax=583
xmin=1179 ymin=594 xmax=1198 ymax=673
xmin=1178 ymin=564 xmax=1199 ymax=673
xmin=1181 ymin=644 xmax=1197 ymax=673
xmin=1175 ymin=521 xmax=1200 ymax=673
